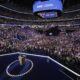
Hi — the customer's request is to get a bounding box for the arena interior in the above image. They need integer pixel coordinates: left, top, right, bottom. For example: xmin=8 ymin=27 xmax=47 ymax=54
xmin=0 ymin=0 xmax=80 ymax=80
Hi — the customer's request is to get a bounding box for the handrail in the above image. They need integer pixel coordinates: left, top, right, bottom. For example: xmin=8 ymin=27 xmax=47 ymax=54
xmin=0 ymin=5 xmax=33 ymax=15
xmin=0 ymin=4 xmax=80 ymax=15
xmin=0 ymin=15 xmax=80 ymax=22
xmin=64 ymin=9 xmax=80 ymax=13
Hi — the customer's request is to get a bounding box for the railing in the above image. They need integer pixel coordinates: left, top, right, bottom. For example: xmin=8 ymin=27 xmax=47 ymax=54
xmin=0 ymin=14 xmax=80 ymax=22
xmin=0 ymin=4 xmax=33 ymax=15
xmin=0 ymin=3 xmax=80 ymax=15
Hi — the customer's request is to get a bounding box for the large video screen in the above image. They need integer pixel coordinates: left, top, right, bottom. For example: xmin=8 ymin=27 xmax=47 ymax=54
xmin=37 ymin=11 xmax=58 ymax=18
xmin=33 ymin=0 xmax=63 ymax=13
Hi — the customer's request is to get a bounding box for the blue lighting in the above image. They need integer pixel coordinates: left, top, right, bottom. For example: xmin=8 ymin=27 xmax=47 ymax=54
xmin=33 ymin=0 xmax=63 ymax=13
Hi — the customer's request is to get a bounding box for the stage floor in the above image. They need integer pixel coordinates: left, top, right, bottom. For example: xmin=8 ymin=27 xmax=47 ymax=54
xmin=0 ymin=52 xmax=79 ymax=80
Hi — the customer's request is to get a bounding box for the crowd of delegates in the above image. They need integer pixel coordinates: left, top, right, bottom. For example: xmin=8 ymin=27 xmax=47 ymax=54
xmin=0 ymin=25 xmax=80 ymax=72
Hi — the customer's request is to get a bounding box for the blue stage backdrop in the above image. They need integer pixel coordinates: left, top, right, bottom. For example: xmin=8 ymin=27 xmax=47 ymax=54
xmin=33 ymin=0 xmax=63 ymax=18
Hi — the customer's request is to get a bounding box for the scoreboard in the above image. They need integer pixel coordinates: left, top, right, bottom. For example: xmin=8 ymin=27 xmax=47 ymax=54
xmin=33 ymin=0 xmax=63 ymax=18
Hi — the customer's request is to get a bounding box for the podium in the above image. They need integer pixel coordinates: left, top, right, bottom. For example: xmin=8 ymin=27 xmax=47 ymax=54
xmin=6 ymin=59 xmax=33 ymax=77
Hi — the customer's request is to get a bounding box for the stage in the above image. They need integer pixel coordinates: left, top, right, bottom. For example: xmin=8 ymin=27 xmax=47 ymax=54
xmin=0 ymin=52 xmax=79 ymax=80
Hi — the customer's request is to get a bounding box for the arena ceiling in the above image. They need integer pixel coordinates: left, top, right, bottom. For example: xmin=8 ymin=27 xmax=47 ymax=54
xmin=0 ymin=0 xmax=80 ymax=9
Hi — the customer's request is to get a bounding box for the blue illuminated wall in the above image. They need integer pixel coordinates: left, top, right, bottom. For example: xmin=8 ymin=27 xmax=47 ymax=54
xmin=33 ymin=0 xmax=63 ymax=13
